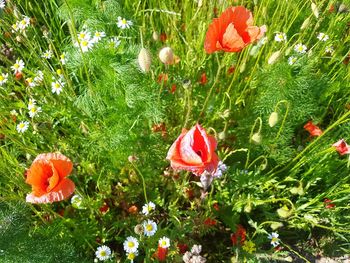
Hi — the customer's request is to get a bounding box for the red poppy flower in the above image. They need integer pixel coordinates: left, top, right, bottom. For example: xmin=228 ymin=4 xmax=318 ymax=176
xmin=166 ymin=124 xmax=219 ymax=175
xmin=25 ymin=153 xmax=75 ymax=203
xmin=332 ymin=139 xmax=350 ymax=155
xmin=155 ymin=246 xmax=168 ymax=261
xmin=204 ymin=6 xmax=266 ymax=53
xmin=170 ymin=84 xmax=177 ymax=94
xmin=177 ymin=243 xmax=188 ymax=254
xmin=199 ymin=73 xmax=207 ymax=85
xmin=160 ymin=33 xmax=167 ymax=42
xmin=304 ymin=121 xmax=323 ymax=137
xmin=99 ymin=202 xmax=109 ymax=213
xmin=227 ymin=66 xmax=235 ymax=74
xmin=204 ymin=217 xmax=217 ymax=226
xmin=231 ymin=224 xmax=246 ymax=246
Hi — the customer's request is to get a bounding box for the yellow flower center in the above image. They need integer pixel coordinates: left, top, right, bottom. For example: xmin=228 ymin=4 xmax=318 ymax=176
xmin=79 ymin=33 xmax=85 ymax=39
xmin=14 ymin=64 xmax=19 ymax=69
xmin=122 ymin=19 xmax=127 ymax=24
xmin=54 ymin=83 xmax=60 ymax=89
xmin=19 ymin=123 xmax=25 ymax=128
xmin=31 ymin=108 xmax=36 ymax=113
xmin=27 ymin=78 xmax=33 ymax=83
xmin=21 ymin=20 xmax=26 ymax=25
xmin=146 ymin=224 xmax=153 ymax=231
xmin=128 ymin=241 xmax=134 ymax=248
xmin=161 ymin=240 xmax=167 ymax=246
xmin=60 ymin=54 xmax=65 ymax=59
xmin=56 ymin=69 xmax=62 ymax=75
xmin=128 ymin=253 xmax=135 ymax=260
xmin=81 ymin=40 xmax=88 ymax=47
xmin=100 ymin=251 xmax=107 ymax=257
xmin=0 ymin=76 xmax=4 ymax=81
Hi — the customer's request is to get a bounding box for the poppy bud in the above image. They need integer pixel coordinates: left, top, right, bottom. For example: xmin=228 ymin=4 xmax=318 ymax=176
xmin=159 ymin=47 xmax=174 ymax=65
xmin=268 ymin=112 xmax=278 ymax=127
xmin=15 ymin=72 xmax=23 ymax=80
xmin=268 ymin=51 xmax=281 ymax=65
xmin=277 ymin=206 xmax=292 ymax=218
xmin=138 ymin=48 xmax=151 ymax=73
xmin=218 ymin=131 xmax=226 ymax=140
xmin=251 ymin=132 xmax=262 ymax=144
xmin=270 ymin=222 xmax=283 ymax=230
xmin=152 ymin=31 xmax=159 ymax=41
xmin=300 ymin=17 xmax=311 ymax=30
xmin=311 ymin=2 xmax=319 ymax=18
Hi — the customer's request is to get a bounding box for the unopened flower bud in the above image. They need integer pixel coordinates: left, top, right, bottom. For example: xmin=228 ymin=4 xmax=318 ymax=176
xmin=138 ymin=48 xmax=151 ymax=73
xmin=311 ymin=2 xmax=319 ymax=18
xmin=159 ymin=47 xmax=174 ymax=65
xmin=134 ymin=224 xmax=144 ymax=235
xmin=300 ymin=17 xmax=311 ymax=30
xmin=251 ymin=132 xmax=262 ymax=144
xmin=152 ymin=31 xmax=159 ymax=41
xmin=268 ymin=112 xmax=278 ymax=127
xmin=218 ymin=131 xmax=226 ymax=140
xmin=268 ymin=51 xmax=281 ymax=65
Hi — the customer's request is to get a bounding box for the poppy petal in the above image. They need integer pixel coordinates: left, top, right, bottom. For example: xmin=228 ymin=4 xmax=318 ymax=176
xmin=37 ymin=153 xmax=73 ymax=179
xmin=180 ymin=127 xmax=203 ymax=165
xmin=26 ymin=160 xmax=53 ymax=197
xmin=222 ymin=23 xmax=245 ymax=52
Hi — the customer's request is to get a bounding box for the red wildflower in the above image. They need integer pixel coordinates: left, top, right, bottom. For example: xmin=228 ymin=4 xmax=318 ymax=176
xmin=227 ymin=65 xmax=235 ymax=74
xmin=157 ymin=73 xmax=168 ymax=85
xmin=177 ymin=243 xmax=188 ymax=254
xmin=166 ymin=124 xmax=219 ymax=176
xmin=332 ymin=139 xmax=350 ymax=155
xmin=324 ymin=198 xmax=336 ymax=209
xmin=213 ymin=203 xmax=220 ymax=211
xmin=155 ymin=246 xmax=168 ymax=261
xmin=204 ymin=6 xmax=266 ymax=53
xmin=304 ymin=121 xmax=323 ymax=137
xmin=231 ymin=224 xmax=246 ymax=246
xmin=99 ymin=202 xmax=109 ymax=213
xmin=128 ymin=205 xmax=138 ymax=214
xmin=15 ymin=72 xmax=23 ymax=80
xmin=204 ymin=217 xmax=217 ymax=226
xmin=160 ymin=33 xmax=167 ymax=42
xmin=170 ymin=83 xmax=177 ymax=94
xmin=199 ymin=72 xmax=207 ymax=85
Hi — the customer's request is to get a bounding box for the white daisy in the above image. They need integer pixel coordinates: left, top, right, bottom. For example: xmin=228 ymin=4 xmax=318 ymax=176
xmin=0 ymin=73 xmax=8 ymax=86
xmin=25 ymin=77 xmax=37 ymax=87
xmin=109 ymin=37 xmax=121 ymax=48
xmin=11 ymin=59 xmax=25 ymax=74
xmin=18 ymin=16 xmax=30 ymax=30
xmin=274 ymin=32 xmax=287 ymax=42
xmin=60 ymin=53 xmax=66 ymax=65
xmin=10 ymin=110 xmax=18 ymax=116
xmin=126 ymin=251 xmax=138 ymax=262
xmin=158 ymin=237 xmax=170 ymax=248
xmin=16 ymin=121 xmax=29 ymax=133
xmin=123 ymin=236 xmax=139 ymax=253
xmin=95 ymin=245 xmax=112 ymax=261
xmin=294 ymin=43 xmax=307 ymax=54
xmin=42 ymin=50 xmax=53 ymax=59
xmin=0 ymin=0 xmax=5 ymax=9
xmin=143 ymin=219 xmax=157 ymax=237
xmin=77 ymin=30 xmax=91 ymax=41
xmin=51 ymin=80 xmax=65 ymax=95
xmin=317 ymin=32 xmax=329 ymax=42
xmin=117 ymin=16 xmax=133 ymax=29
xmin=92 ymin=31 xmax=106 ymax=43
xmin=325 ymin=45 xmax=334 ymax=54
xmin=28 ymin=98 xmax=36 ymax=110
xmin=288 ymin=56 xmax=297 ymax=65
xmin=34 ymin=70 xmax=44 ymax=83
xmin=191 ymin=244 xmax=202 ymax=255
xmin=71 ymin=195 xmax=83 ymax=208
xmin=142 ymin=201 xmax=155 ymax=215
xmin=267 ymin=232 xmax=280 ymax=247
xmin=11 ymin=23 xmax=19 ymax=32
xmin=28 ymin=106 xmax=42 ymax=118
xmin=79 ymin=39 xmax=94 ymax=53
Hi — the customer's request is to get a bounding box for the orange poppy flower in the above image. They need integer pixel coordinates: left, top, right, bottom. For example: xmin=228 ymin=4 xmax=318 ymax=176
xmin=25 ymin=153 xmax=75 ymax=203
xmin=304 ymin=121 xmax=323 ymax=137
xmin=166 ymin=124 xmax=219 ymax=175
xmin=204 ymin=6 xmax=266 ymax=53
xmin=332 ymin=139 xmax=350 ymax=155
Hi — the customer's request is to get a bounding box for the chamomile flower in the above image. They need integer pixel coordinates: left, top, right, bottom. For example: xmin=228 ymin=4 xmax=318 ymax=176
xmin=0 ymin=73 xmax=8 ymax=86
xmin=143 ymin=219 xmax=157 ymax=237
xmin=18 ymin=16 xmax=30 ymax=30
xmin=325 ymin=45 xmax=334 ymax=55
xmin=79 ymin=39 xmax=94 ymax=53
xmin=34 ymin=70 xmax=44 ymax=83
xmin=123 ymin=236 xmax=139 ymax=253
xmin=11 ymin=59 xmax=25 ymax=74
xmin=42 ymin=50 xmax=53 ymax=59
xmin=267 ymin=232 xmax=280 ymax=247
xmin=10 ymin=110 xmax=18 ymax=116
xmin=11 ymin=22 xmax=19 ymax=32
xmin=25 ymin=77 xmax=36 ymax=87
xmin=317 ymin=32 xmax=329 ymax=42
xmin=28 ymin=106 xmax=42 ymax=118
xmin=51 ymin=80 xmax=64 ymax=95
xmin=288 ymin=56 xmax=297 ymax=65
xmin=117 ymin=16 xmax=133 ymax=29
xmin=109 ymin=37 xmax=121 ymax=48
xmin=28 ymin=98 xmax=36 ymax=110
xmin=0 ymin=0 xmax=5 ymax=9
xmin=294 ymin=43 xmax=307 ymax=54
xmin=127 ymin=251 xmax=138 ymax=262
xmin=60 ymin=53 xmax=66 ymax=65
xmin=95 ymin=245 xmax=112 ymax=261
xmin=158 ymin=237 xmax=170 ymax=248
xmin=77 ymin=30 xmax=91 ymax=41
xmin=92 ymin=31 xmax=106 ymax=43
xmin=274 ymin=32 xmax=287 ymax=42
xmin=16 ymin=121 xmax=29 ymax=133
xmin=142 ymin=201 xmax=155 ymax=215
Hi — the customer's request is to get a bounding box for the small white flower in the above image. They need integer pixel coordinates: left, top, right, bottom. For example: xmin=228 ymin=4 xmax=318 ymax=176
xmin=191 ymin=244 xmax=202 ymax=255
xmin=11 ymin=22 xmax=19 ymax=32
xmin=317 ymin=32 xmax=329 ymax=42
xmin=92 ymin=31 xmax=106 ymax=43
xmin=11 ymin=59 xmax=25 ymax=74
xmin=42 ymin=50 xmax=53 ymax=59
xmin=325 ymin=45 xmax=334 ymax=55
xmin=142 ymin=201 xmax=155 ymax=215
xmin=28 ymin=106 xmax=41 ymax=118
xmin=77 ymin=30 xmax=91 ymax=41
xmin=294 ymin=43 xmax=307 ymax=54
xmin=158 ymin=237 xmax=170 ymax=248
xmin=79 ymin=39 xmax=94 ymax=53
xmin=109 ymin=37 xmax=121 ymax=48
xmin=117 ymin=16 xmax=133 ymax=29
xmin=267 ymin=232 xmax=280 ymax=247
xmin=16 ymin=121 xmax=29 ymax=133
xmin=51 ymin=80 xmax=65 ymax=95
xmin=28 ymin=99 xmax=36 ymax=110
xmin=71 ymin=194 xmax=83 ymax=208
xmin=183 ymin=251 xmax=192 ymax=263
xmin=25 ymin=77 xmax=37 ymax=87
xmin=0 ymin=73 xmax=8 ymax=86
xmin=274 ymin=32 xmax=287 ymax=42
xmin=126 ymin=251 xmax=138 ymax=262
xmin=10 ymin=110 xmax=18 ymax=116
xmin=34 ymin=70 xmax=44 ymax=83
xmin=143 ymin=219 xmax=157 ymax=237
xmin=95 ymin=245 xmax=111 ymax=261
xmin=123 ymin=236 xmax=139 ymax=253
xmin=0 ymin=0 xmax=5 ymax=9
xmin=288 ymin=56 xmax=297 ymax=65
xmin=60 ymin=53 xmax=66 ymax=65
xmin=18 ymin=16 xmax=30 ymax=30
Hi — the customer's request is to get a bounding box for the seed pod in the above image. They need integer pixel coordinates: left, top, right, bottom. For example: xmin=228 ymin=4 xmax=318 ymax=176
xmin=251 ymin=132 xmax=262 ymax=144
xmin=138 ymin=48 xmax=151 ymax=73
xmin=268 ymin=51 xmax=281 ymax=65
xmin=159 ymin=47 xmax=174 ymax=65
xmin=268 ymin=112 xmax=278 ymax=127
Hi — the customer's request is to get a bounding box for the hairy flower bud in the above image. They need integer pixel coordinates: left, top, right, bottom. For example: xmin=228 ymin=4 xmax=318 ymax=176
xmin=159 ymin=47 xmax=174 ymax=65
xmin=138 ymin=48 xmax=151 ymax=73
xmin=268 ymin=51 xmax=281 ymax=65
xmin=251 ymin=132 xmax=262 ymax=144
xmin=152 ymin=31 xmax=159 ymax=41
xmin=268 ymin=112 xmax=278 ymax=127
